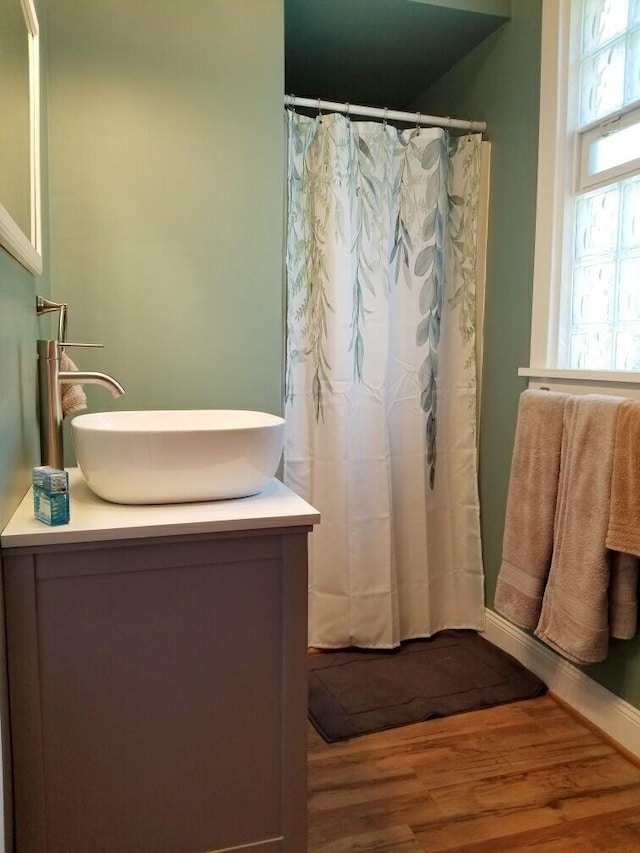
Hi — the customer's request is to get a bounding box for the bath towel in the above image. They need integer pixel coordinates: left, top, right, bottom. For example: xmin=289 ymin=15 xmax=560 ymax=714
xmin=605 ymin=399 xmax=640 ymax=641
xmin=60 ymin=351 xmax=87 ymax=417
xmin=535 ymin=395 xmax=623 ymax=665
xmin=494 ymin=389 xmax=568 ymax=630
xmin=606 ymin=400 xmax=640 ymax=557
xmin=609 ymin=551 xmax=638 ymax=641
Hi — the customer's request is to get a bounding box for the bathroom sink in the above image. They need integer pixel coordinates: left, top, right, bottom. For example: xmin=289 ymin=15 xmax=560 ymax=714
xmin=71 ymin=410 xmax=285 ymax=504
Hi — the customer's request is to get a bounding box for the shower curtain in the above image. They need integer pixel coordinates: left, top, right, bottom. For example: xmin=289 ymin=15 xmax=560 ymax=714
xmin=284 ymin=110 xmax=485 ymax=648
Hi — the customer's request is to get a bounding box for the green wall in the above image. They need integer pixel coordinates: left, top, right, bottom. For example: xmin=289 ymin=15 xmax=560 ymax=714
xmin=0 ymin=255 xmax=39 ymax=530
xmin=0 ymin=0 xmax=50 ymax=530
xmin=46 ymin=0 xmax=284 ymax=445
xmin=416 ymin=0 xmax=640 ymax=709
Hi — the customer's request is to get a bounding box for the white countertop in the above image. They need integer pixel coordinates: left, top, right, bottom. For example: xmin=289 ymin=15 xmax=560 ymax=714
xmin=1 ymin=468 xmax=320 ymax=549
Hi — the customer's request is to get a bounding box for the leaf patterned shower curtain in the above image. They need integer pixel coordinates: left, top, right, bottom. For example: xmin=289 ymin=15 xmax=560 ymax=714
xmin=284 ymin=111 xmax=485 ymax=648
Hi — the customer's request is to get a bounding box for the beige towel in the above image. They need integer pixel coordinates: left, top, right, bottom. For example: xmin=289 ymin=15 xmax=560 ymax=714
xmin=609 ymin=551 xmax=638 ymax=640
xmin=60 ymin=351 xmax=87 ymax=417
xmin=535 ymin=395 xmax=623 ymax=665
xmin=606 ymin=400 xmax=640 ymax=556
xmin=494 ymin=389 xmax=568 ymax=630
xmin=604 ymin=399 xmax=640 ymax=641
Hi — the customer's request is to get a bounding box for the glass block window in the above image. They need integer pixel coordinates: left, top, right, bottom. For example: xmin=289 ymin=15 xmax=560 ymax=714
xmin=567 ymin=0 xmax=640 ymax=369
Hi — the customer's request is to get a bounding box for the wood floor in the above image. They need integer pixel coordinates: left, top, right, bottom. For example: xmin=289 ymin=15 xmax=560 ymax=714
xmin=307 ymin=694 xmax=640 ymax=852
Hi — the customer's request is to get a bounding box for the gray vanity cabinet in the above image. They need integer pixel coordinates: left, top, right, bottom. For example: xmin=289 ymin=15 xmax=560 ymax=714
xmin=2 ymin=526 xmax=310 ymax=853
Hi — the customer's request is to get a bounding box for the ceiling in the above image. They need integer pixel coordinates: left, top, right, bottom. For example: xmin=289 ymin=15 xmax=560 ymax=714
xmin=285 ymin=0 xmax=510 ymax=112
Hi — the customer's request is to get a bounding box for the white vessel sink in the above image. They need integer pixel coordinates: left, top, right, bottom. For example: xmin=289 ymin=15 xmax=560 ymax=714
xmin=71 ymin=410 xmax=285 ymax=504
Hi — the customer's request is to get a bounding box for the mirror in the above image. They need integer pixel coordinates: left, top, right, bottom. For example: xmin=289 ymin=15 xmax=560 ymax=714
xmin=0 ymin=0 xmax=41 ymax=274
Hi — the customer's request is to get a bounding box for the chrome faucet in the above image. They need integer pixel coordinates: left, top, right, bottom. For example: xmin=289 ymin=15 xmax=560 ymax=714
xmin=36 ymin=297 xmax=125 ymax=469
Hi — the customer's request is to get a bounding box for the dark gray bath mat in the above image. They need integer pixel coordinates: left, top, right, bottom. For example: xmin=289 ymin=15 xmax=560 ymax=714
xmin=308 ymin=630 xmax=546 ymax=742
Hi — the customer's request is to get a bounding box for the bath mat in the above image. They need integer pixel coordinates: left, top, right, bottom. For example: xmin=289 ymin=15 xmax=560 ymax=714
xmin=308 ymin=630 xmax=546 ymax=742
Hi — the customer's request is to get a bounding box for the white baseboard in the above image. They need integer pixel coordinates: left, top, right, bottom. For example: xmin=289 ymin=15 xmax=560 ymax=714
xmin=484 ymin=608 xmax=640 ymax=758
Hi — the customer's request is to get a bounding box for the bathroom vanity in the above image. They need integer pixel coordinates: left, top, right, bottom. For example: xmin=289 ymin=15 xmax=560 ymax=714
xmin=1 ymin=470 xmax=319 ymax=853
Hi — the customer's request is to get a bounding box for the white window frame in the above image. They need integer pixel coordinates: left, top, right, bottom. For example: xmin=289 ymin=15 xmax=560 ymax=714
xmin=522 ymin=0 xmax=640 ymax=386
xmin=579 ymin=107 xmax=640 ymax=191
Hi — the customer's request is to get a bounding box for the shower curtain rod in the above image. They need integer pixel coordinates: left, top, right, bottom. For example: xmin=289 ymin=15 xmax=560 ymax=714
xmin=284 ymin=95 xmax=486 ymax=133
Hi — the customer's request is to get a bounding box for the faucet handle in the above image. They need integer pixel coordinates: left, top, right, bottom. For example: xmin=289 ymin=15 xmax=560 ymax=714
xmin=59 ymin=342 xmax=104 ymax=349
xmin=36 ymin=296 xmax=68 ymax=342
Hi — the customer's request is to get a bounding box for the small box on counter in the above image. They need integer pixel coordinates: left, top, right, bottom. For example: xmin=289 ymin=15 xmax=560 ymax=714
xmin=33 ymin=489 xmax=70 ymax=526
xmin=32 ymin=466 xmax=70 ymax=526
xmin=32 ymin=466 xmax=69 ymax=494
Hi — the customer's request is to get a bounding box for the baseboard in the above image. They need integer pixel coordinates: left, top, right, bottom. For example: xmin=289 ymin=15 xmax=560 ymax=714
xmin=484 ymin=608 xmax=640 ymax=758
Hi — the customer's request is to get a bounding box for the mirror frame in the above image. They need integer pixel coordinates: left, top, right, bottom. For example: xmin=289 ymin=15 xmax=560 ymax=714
xmin=0 ymin=0 xmax=41 ymax=274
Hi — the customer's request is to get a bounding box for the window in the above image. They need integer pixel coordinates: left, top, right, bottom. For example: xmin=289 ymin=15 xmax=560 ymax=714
xmin=528 ymin=0 xmax=640 ymax=377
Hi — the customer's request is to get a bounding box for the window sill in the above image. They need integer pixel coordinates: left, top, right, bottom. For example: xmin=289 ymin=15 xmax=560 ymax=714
xmin=518 ymin=367 xmax=640 ymax=386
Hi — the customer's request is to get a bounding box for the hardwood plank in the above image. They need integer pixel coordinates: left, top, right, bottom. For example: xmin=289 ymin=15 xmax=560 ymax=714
xmin=309 ymin=790 xmax=440 ymax=849
xmin=308 ymin=695 xmax=640 ymax=853
xmin=313 ymin=824 xmax=424 ymax=852
xmin=309 ymin=765 xmax=423 ymax=812
xmin=455 ymin=804 xmax=640 ymax=852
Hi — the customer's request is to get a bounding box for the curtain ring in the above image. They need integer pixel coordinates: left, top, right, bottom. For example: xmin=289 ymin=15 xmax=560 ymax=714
xmin=317 ymin=98 xmax=323 ymax=122
xmin=345 ymin=102 xmax=350 ymax=117
xmin=289 ymin=93 xmax=296 ymax=113
xmin=444 ymin=116 xmax=452 ymax=140
xmin=383 ymin=107 xmax=388 ymax=126
xmin=415 ymin=111 xmax=421 ymax=136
